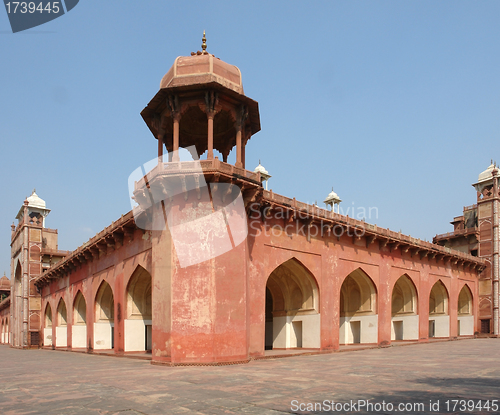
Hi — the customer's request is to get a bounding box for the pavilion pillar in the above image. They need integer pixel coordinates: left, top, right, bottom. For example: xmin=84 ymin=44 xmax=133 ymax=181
xmin=207 ymin=113 xmax=214 ymax=160
xmin=157 ymin=134 xmax=164 ymax=166
xmin=235 ymin=126 xmax=242 ymax=168
xmin=172 ymin=114 xmax=180 ymax=162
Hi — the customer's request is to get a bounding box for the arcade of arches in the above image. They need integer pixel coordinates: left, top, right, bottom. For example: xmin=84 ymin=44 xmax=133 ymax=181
xmin=8 ymin=48 xmax=485 ymax=364
xmin=33 ymin=251 xmax=479 ymax=360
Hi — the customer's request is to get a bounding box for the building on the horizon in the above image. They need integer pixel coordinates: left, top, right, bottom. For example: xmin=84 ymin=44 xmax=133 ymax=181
xmin=434 ymin=162 xmax=500 ymax=336
xmin=7 ymin=191 xmax=69 ymax=348
xmin=1 ymin=37 xmax=493 ymax=363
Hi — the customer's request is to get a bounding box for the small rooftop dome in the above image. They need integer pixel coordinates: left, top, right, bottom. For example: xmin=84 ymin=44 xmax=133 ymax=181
xmin=254 ymin=161 xmax=271 ymax=189
xmin=254 ymin=161 xmax=269 ymax=177
xmin=324 ymin=188 xmax=341 ymax=204
xmin=27 ymin=189 xmax=46 ymax=209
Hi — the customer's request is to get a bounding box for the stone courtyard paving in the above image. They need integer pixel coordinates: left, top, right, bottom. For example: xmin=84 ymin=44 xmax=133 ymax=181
xmin=0 ymin=339 xmax=499 ymax=415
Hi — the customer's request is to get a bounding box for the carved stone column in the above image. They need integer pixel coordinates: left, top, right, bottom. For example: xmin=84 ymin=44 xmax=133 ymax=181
xmin=168 ymin=95 xmax=181 ymax=162
xmin=172 ymin=113 xmax=180 ymax=162
xmin=205 ymin=91 xmax=219 ymax=160
xmin=235 ymin=106 xmax=248 ymax=168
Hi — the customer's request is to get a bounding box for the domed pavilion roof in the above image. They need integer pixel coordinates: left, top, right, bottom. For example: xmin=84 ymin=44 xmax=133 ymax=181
xmin=160 ymin=53 xmax=244 ymax=95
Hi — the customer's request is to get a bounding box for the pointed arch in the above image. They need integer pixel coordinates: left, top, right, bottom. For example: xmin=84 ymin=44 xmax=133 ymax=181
xmin=44 ymin=303 xmax=52 ymax=327
xmin=428 ymin=280 xmax=450 ymax=338
xmin=391 ymin=274 xmax=419 ymax=341
xmin=124 ymin=265 xmax=152 ymax=352
xmin=126 ymin=265 xmax=152 ymax=320
xmin=94 ymin=281 xmax=114 ymax=350
xmin=43 ymin=302 xmax=53 ymax=347
xmin=73 ymin=291 xmax=87 ymax=325
xmin=95 ymin=281 xmax=114 ymax=322
xmin=458 ymin=284 xmax=473 ymax=315
xmin=56 ymin=298 xmax=67 ymax=326
xmin=429 ymin=280 xmax=449 ymax=315
xmin=340 ymin=268 xmax=377 ymax=316
xmin=457 ymin=284 xmax=474 ymax=336
xmin=265 ymin=258 xmax=320 ymax=350
xmin=392 ymin=274 xmax=417 ymax=316
xmin=266 ymin=258 xmax=319 ymax=315
xmin=339 ymin=268 xmax=378 ymax=345
xmin=72 ymin=291 xmax=87 ymax=348
xmin=13 ymin=260 xmax=22 ymax=347
xmin=55 ymin=298 xmax=68 ymax=347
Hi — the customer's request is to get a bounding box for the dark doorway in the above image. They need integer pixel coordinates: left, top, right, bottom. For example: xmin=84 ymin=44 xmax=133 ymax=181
xmin=265 ymin=288 xmax=273 ymax=350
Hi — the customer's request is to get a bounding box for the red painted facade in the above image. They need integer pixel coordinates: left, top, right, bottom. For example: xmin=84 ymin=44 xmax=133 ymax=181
xmin=7 ymin=44 xmax=485 ymax=364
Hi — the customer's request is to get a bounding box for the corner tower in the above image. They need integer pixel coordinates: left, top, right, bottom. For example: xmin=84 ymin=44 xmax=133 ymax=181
xmin=10 ymin=190 xmax=67 ymax=348
xmin=473 ymin=162 xmax=500 ymax=335
xmin=133 ymin=35 xmax=264 ymax=364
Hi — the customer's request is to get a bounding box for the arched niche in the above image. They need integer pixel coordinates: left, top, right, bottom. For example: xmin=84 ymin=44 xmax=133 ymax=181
xmin=94 ymin=281 xmax=114 ymax=350
xmin=339 ymin=268 xmax=378 ymax=345
xmin=72 ymin=291 xmax=87 ymax=349
xmin=13 ymin=262 xmax=22 ymax=347
xmin=391 ymin=275 xmax=419 ymax=341
xmin=340 ymin=269 xmax=377 ymax=317
xmin=55 ymin=299 xmax=68 ymax=347
xmin=429 ymin=280 xmax=449 ymax=316
xmin=95 ymin=281 xmax=114 ymax=322
xmin=57 ymin=299 xmax=67 ymax=326
xmin=392 ymin=275 xmax=417 ymax=316
xmin=265 ymin=258 xmax=320 ymax=350
xmin=457 ymin=285 xmax=474 ymax=336
xmin=428 ymin=280 xmax=450 ymax=338
xmin=124 ymin=266 xmax=152 ymax=352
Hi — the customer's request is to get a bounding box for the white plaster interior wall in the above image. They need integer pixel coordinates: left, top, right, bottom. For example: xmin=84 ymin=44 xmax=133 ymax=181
xmin=124 ymin=319 xmax=152 ymax=351
xmin=391 ymin=315 xmax=419 ymax=340
xmin=55 ymin=326 xmax=67 ymax=347
xmin=272 ymin=314 xmax=320 ymax=349
xmin=429 ymin=315 xmax=450 ymax=338
xmin=458 ymin=316 xmax=474 ymax=336
xmin=44 ymin=328 xmax=52 ymax=346
xmin=340 ymin=315 xmax=378 ymax=344
xmin=94 ymin=322 xmax=113 ymax=349
xmin=72 ymin=325 xmax=87 ymax=348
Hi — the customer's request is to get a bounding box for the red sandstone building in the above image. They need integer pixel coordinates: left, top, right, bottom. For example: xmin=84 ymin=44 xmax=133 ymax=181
xmin=2 ymin=39 xmax=493 ymax=364
xmin=434 ymin=162 xmax=500 ymax=336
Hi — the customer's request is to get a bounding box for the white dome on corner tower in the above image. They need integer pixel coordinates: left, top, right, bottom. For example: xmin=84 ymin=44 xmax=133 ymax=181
xmin=26 ymin=189 xmax=46 ymax=209
xmin=478 ymin=162 xmax=500 ymax=183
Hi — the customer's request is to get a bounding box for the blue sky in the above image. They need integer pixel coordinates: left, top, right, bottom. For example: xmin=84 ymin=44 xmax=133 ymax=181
xmin=1 ymin=1 xmax=499 ymax=278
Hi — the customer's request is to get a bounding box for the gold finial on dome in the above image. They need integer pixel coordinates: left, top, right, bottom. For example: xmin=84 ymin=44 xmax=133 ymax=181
xmin=202 ymin=30 xmax=207 ymax=53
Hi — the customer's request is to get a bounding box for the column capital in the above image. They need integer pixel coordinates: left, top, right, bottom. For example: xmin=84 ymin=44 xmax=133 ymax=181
xmin=235 ymin=105 xmax=248 ymax=129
